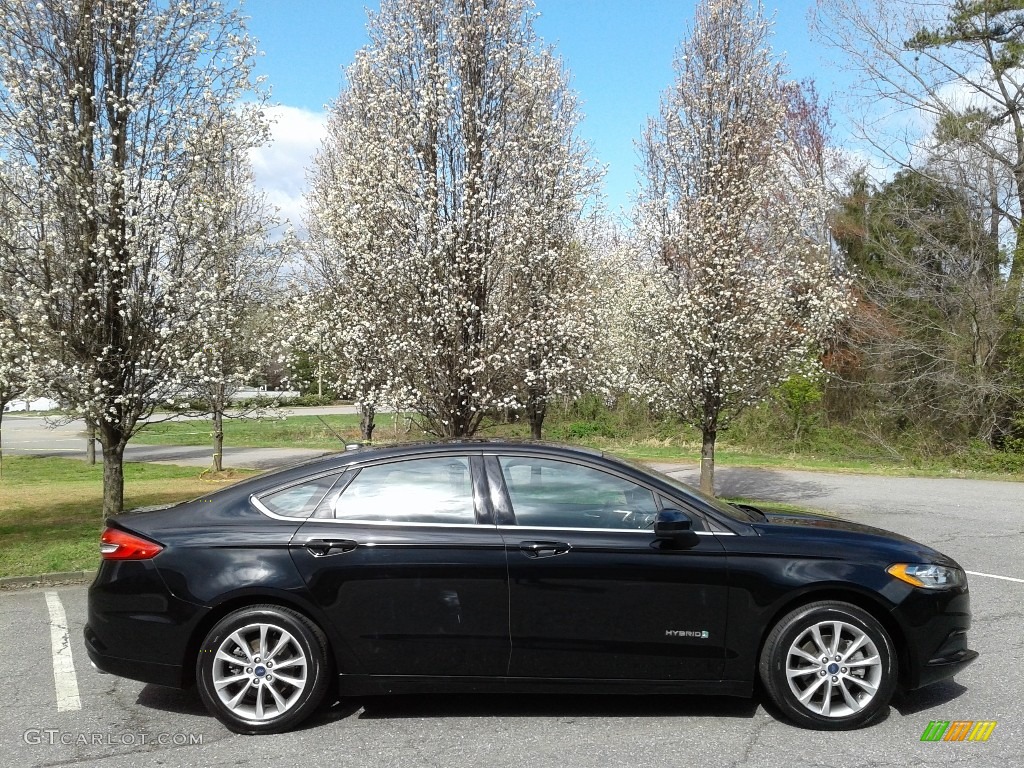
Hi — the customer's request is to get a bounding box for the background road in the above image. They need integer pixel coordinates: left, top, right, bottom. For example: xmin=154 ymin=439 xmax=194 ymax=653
xmin=2 ymin=413 xmax=1021 ymax=766
xmin=1 ymin=410 xmax=347 ymax=468
xmin=656 ymin=463 xmax=1024 ymax=583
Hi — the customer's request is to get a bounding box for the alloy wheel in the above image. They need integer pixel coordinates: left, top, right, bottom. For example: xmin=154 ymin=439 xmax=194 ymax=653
xmin=784 ymin=619 xmax=883 ymax=718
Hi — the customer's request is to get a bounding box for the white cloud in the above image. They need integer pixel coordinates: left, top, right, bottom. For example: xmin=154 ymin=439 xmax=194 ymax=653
xmin=835 ymin=145 xmax=899 ymax=186
xmin=249 ymin=105 xmax=328 ymax=233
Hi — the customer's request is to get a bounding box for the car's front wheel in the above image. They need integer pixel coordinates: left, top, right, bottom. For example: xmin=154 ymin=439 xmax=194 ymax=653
xmin=759 ymin=600 xmax=897 ymax=730
xmin=196 ymin=605 xmax=330 ymax=734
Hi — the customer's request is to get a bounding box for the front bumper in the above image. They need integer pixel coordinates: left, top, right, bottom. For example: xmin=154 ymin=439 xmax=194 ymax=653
xmin=912 ymin=626 xmax=979 ymax=689
xmin=892 ymin=582 xmax=979 ymax=690
xmin=917 ymin=648 xmax=979 ymax=689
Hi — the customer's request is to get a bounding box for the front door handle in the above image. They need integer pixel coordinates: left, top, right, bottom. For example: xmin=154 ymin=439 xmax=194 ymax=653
xmin=303 ymin=538 xmax=358 ymax=557
xmin=520 ymin=540 xmax=571 ymax=558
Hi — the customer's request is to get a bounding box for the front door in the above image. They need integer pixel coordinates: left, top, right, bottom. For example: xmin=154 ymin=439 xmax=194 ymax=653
xmin=488 ymin=454 xmax=729 ymax=681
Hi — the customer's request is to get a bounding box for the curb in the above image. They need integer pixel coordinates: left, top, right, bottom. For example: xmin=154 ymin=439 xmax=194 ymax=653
xmin=0 ymin=570 xmax=96 ymax=590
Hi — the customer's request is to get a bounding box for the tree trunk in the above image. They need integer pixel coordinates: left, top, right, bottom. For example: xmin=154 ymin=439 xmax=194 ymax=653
xmin=1011 ymin=232 xmax=1024 ymax=318
xmin=360 ymin=403 xmax=375 ymax=442
xmin=527 ymin=396 xmax=545 ymax=440
xmin=0 ymin=406 xmax=5 ymax=479
xmin=700 ymin=426 xmax=717 ymax=497
xmin=985 ymin=160 xmax=1000 ymax=290
xmin=1011 ymin=164 xmax=1024 ymax=315
xmin=437 ymin=385 xmax=480 ymax=438
xmin=101 ymin=441 xmax=125 ymax=519
xmin=212 ymin=407 xmax=224 ymax=472
xmin=86 ymin=420 xmax=96 ymax=465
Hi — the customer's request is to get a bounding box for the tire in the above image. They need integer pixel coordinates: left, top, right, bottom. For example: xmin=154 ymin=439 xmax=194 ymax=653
xmin=759 ymin=600 xmax=897 ymax=730
xmin=196 ymin=605 xmax=331 ymax=735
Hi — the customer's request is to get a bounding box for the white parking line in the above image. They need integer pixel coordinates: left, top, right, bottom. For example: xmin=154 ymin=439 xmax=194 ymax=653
xmin=44 ymin=592 xmax=82 ymax=712
xmin=966 ymin=570 xmax=1024 ymax=584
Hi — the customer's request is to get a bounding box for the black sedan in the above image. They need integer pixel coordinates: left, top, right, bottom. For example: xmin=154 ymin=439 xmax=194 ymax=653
xmin=84 ymin=441 xmax=977 ymax=734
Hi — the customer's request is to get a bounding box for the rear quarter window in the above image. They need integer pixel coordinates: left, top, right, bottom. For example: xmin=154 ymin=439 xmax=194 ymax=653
xmin=257 ymin=474 xmax=344 ymax=519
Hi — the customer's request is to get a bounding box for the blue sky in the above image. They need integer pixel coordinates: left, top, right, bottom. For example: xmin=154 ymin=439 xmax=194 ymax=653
xmin=243 ymin=0 xmax=849 ymax=226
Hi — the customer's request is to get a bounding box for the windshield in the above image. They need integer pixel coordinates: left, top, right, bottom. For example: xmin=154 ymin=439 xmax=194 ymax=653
xmin=605 ymin=454 xmax=762 ymax=523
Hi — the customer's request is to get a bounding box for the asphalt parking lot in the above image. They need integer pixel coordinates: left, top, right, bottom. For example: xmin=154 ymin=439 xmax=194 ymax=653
xmin=3 ymin=477 xmax=1022 ymax=768
xmin=2 ymin=425 xmax=1021 ymax=767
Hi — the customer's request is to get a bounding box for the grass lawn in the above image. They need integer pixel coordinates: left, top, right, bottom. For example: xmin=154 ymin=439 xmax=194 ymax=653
xmin=135 ymin=413 xmax=377 ymax=449
xmin=133 ymin=412 xmax=1024 ymax=480
xmin=0 ymin=456 xmax=255 ymax=580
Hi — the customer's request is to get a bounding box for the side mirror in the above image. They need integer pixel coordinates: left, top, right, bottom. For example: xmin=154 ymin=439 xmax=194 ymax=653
xmin=654 ymin=508 xmax=699 ymax=546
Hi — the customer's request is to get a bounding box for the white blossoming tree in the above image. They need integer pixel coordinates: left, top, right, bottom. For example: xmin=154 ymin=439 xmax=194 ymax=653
xmin=0 ymin=180 xmax=31 ymax=428
xmin=511 ymin=235 xmax=600 ymax=439
xmin=0 ymin=167 xmax=38 ymax=476
xmin=0 ymin=313 xmax=31 ymax=477
xmin=0 ymin=0 xmax=263 ymax=515
xmin=304 ymin=0 xmax=600 ymax=439
xmin=632 ymin=0 xmax=851 ymax=494
xmin=179 ymin=110 xmax=291 ymax=471
xmin=0 ymin=317 xmax=27 ymax=410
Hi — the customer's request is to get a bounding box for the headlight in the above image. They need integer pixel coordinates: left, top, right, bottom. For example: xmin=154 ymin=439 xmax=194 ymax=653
xmin=887 ymin=563 xmax=966 ymax=589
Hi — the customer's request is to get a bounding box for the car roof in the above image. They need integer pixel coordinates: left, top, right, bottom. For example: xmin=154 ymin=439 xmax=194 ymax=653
xmin=230 ymin=440 xmax=601 ymax=490
xmin=305 ymin=438 xmax=603 ymax=466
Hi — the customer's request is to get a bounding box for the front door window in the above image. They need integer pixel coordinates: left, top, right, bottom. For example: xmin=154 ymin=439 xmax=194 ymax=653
xmin=498 ymin=456 xmax=659 ymax=529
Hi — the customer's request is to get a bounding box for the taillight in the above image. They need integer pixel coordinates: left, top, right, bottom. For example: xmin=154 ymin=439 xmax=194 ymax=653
xmin=99 ymin=528 xmax=163 ymax=560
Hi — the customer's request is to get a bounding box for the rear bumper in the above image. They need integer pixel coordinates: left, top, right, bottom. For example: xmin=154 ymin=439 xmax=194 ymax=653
xmin=84 ymin=623 xmax=185 ymax=688
xmin=85 ymin=559 xmax=203 ymax=689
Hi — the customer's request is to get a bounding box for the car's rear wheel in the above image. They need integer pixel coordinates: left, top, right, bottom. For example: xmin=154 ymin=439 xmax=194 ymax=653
xmin=759 ymin=600 xmax=897 ymax=730
xmin=196 ymin=605 xmax=330 ymax=734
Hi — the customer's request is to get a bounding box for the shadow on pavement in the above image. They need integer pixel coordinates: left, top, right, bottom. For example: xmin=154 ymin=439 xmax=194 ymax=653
xmin=135 ymin=683 xmax=964 ymax=729
xmin=135 ymin=687 xmax=761 ymax=730
xmin=660 ymin=465 xmax=831 ymax=505
xmin=714 ymin=470 xmax=830 ymax=504
xmin=891 ymin=680 xmax=969 ymax=716
xmin=136 ymin=684 xmax=207 ymax=716
xmin=349 ymin=693 xmax=760 ymax=721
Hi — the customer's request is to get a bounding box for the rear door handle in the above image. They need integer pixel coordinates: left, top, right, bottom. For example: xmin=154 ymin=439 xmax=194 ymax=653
xmin=303 ymin=539 xmax=358 ymax=557
xmin=520 ymin=541 xmax=571 ymax=558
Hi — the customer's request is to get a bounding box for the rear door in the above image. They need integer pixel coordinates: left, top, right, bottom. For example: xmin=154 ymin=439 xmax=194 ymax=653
xmin=487 ymin=453 xmax=729 ymax=681
xmin=283 ymin=453 xmax=510 ymax=678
